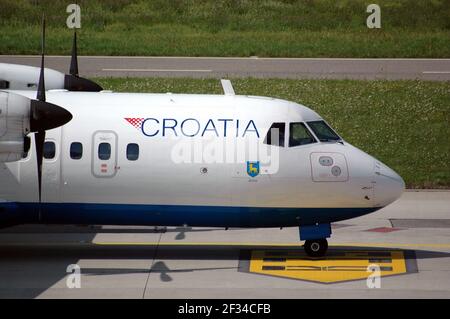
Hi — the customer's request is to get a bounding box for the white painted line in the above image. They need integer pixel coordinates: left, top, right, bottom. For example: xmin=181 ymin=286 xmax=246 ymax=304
xmin=422 ymin=71 xmax=450 ymax=74
xmin=102 ymin=68 xmax=212 ymax=72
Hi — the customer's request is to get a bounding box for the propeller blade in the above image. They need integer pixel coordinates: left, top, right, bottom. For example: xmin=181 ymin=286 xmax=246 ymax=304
xmin=69 ymin=31 xmax=79 ymax=76
xmin=37 ymin=15 xmax=46 ymax=102
xmin=35 ymin=130 xmax=45 ymax=206
xmin=30 ymin=100 xmax=72 ymax=214
xmin=34 ymin=14 xmax=47 ymax=215
xmin=28 ymin=14 xmax=73 ymax=215
xmin=64 ymin=29 xmax=103 ymax=91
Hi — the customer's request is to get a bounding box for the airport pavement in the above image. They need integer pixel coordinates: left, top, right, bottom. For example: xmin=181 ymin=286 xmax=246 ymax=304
xmin=1 ymin=56 xmax=450 ymax=81
xmin=0 ymin=190 xmax=449 ymax=299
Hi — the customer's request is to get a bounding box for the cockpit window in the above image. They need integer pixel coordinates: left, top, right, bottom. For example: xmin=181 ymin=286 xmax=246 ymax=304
xmin=307 ymin=120 xmax=341 ymax=142
xmin=264 ymin=122 xmax=285 ymax=147
xmin=289 ymin=122 xmax=316 ymax=147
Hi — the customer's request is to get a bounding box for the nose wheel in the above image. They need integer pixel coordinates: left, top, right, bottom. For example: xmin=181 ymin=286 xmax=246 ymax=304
xmin=299 ymin=224 xmax=331 ymax=257
xmin=304 ymin=238 xmax=328 ymax=257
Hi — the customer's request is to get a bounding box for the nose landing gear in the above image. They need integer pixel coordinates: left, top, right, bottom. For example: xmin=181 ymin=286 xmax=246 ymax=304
xmin=299 ymin=223 xmax=331 ymax=257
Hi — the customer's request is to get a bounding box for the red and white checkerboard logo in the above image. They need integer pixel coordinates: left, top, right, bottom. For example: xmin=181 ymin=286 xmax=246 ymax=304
xmin=125 ymin=118 xmax=144 ymax=130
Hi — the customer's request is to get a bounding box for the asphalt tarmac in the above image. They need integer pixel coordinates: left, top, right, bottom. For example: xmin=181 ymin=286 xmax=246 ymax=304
xmin=0 ymin=190 xmax=449 ymax=299
xmin=1 ymin=56 xmax=449 ymax=80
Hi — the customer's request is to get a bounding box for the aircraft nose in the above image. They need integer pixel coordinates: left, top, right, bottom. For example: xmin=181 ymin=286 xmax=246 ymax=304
xmin=374 ymin=161 xmax=405 ymax=207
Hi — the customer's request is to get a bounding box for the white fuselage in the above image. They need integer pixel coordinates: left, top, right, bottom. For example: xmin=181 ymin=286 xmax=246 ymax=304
xmin=0 ymin=90 xmax=404 ymax=227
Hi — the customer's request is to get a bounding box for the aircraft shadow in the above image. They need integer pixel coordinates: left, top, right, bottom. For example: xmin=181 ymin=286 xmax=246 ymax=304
xmin=0 ymin=242 xmax=448 ymax=298
xmin=0 ymin=224 xmax=219 ymax=236
xmin=1 ymin=243 xmax=448 ymax=260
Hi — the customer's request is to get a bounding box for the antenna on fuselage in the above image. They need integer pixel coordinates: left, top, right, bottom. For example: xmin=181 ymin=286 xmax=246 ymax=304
xmin=220 ymin=79 xmax=235 ymax=96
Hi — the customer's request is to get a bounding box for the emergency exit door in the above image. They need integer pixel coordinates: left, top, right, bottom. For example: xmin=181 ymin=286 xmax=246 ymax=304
xmin=92 ymin=131 xmax=118 ymax=178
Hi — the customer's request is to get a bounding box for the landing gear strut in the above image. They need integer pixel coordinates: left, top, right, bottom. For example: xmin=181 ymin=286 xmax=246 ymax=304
xmin=299 ymin=223 xmax=331 ymax=257
xmin=304 ymin=238 xmax=328 ymax=257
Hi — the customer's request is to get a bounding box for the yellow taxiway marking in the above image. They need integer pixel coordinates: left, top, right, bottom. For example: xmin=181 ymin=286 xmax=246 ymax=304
xmin=249 ymin=250 xmax=409 ymax=283
xmin=94 ymin=242 xmax=450 ymax=248
xmin=95 ymin=242 xmax=420 ymax=283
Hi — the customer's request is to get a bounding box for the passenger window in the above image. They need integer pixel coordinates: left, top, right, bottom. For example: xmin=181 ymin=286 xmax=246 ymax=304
xmin=98 ymin=143 xmax=111 ymax=160
xmin=289 ymin=122 xmax=316 ymax=147
xmin=263 ymin=122 xmax=285 ymax=147
xmin=70 ymin=142 xmax=83 ymax=160
xmin=43 ymin=141 xmax=56 ymax=159
xmin=127 ymin=143 xmax=139 ymax=161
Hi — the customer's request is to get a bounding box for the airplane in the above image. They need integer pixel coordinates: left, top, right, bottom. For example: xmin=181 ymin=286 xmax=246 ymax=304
xmin=0 ymin=20 xmax=404 ymax=257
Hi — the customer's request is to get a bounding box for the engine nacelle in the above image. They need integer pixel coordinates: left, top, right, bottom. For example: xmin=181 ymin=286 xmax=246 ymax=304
xmin=0 ymin=91 xmax=31 ymax=162
xmin=0 ymin=63 xmax=65 ymax=91
xmin=0 ymin=63 xmax=103 ymax=92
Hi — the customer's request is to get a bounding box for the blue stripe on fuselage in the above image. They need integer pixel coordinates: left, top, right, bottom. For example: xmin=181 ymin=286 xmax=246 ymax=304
xmin=0 ymin=202 xmax=381 ymax=227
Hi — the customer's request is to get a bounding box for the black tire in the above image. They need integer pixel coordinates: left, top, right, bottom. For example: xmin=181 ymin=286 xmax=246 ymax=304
xmin=304 ymin=239 xmax=328 ymax=257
